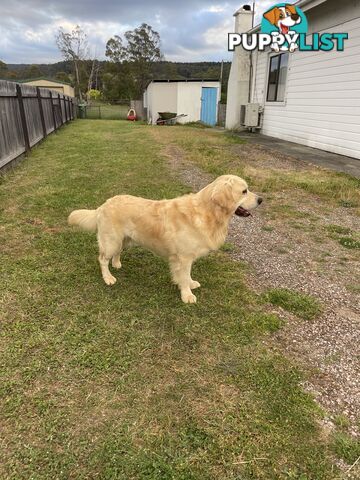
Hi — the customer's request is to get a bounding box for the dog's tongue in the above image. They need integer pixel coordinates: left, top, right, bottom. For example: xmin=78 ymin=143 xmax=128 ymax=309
xmin=235 ymin=206 xmax=252 ymax=217
xmin=281 ymin=24 xmax=289 ymax=34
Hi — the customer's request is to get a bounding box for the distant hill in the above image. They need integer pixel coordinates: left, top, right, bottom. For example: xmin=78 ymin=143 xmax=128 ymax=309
xmin=6 ymin=60 xmax=230 ymax=81
xmin=2 ymin=60 xmax=231 ymax=101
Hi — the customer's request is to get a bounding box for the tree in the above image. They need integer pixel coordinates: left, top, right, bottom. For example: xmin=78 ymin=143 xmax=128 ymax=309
xmin=55 ymin=71 xmax=72 ymax=84
xmin=21 ymin=64 xmax=42 ymax=79
xmin=0 ymin=61 xmax=18 ymax=80
xmin=0 ymin=60 xmax=8 ymax=77
xmin=105 ymin=23 xmax=162 ymax=98
xmin=86 ymin=55 xmax=100 ymax=101
xmin=55 ymin=25 xmax=88 ymax=101
xmin=102 ymin=62 xmax=135 ymax=101
xmin=105 ymin=36 xmax=126 ymax=63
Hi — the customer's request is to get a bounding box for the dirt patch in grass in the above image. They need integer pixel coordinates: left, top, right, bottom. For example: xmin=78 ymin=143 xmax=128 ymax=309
xmin=151 ymin=126 xmax=360 ymax=454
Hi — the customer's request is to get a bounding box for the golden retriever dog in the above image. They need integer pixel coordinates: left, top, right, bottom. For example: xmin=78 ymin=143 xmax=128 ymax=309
xmin=68 ymin=175 xmax=262 ymax=303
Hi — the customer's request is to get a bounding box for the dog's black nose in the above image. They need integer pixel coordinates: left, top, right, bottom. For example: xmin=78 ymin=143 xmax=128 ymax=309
xmin=291 ymin=13 xmax=299 ymax=20
xmin=257 ymin=197 xmax=263 ymax=205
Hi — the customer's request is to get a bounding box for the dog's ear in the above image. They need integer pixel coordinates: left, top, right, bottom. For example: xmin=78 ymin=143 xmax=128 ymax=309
xmin=285 ymin=4 xmax=297 ymax=15
xmin=211 ymin=181 xmax=236 ymax=211
xmin=263 ymin=7 xmax=279 ymax=25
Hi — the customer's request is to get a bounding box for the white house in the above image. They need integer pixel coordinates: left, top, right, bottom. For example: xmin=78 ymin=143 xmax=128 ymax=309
xmin=226 ymin=0 xmax=360 ymax=159
xmin=144 ymin=79 xmax=221 ymax=125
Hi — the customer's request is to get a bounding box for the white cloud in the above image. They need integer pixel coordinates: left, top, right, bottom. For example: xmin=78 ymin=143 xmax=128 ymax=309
xmin=206 ymin=5 xmax=227 ymax=13
xmin=203 ymin=17 xmax=233 ymax=48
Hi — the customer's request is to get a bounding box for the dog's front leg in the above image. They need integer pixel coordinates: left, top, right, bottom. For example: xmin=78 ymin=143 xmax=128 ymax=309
xmin=169 ymin=256 xmax=197 ymax=304
xmin=270 ymin=42 xmax=280 ymax=52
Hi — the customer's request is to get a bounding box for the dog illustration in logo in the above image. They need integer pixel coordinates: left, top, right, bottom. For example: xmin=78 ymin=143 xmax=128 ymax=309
xmin=264 ymin=4 xmax=302 ymax=52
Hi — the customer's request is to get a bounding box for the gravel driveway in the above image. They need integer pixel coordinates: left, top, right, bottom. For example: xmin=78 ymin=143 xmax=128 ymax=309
xmin=163 ymin=141 xmax=360 ymax=443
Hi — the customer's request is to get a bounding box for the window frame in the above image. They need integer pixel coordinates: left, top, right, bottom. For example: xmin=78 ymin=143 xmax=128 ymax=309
xmin=265 ymin=52 xmax=289 ymax=104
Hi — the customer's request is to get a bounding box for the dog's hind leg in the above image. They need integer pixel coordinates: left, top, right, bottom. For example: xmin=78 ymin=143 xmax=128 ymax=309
xmin=97 ymin=227 xmax=124 ymax=286
xmin=112 ymin=237 xmax=132 ymax=269
xmin=169 ymin=256 xmax=197 ymax=304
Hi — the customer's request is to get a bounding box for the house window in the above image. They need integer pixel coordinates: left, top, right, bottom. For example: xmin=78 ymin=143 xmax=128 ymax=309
xmin=267 ymin=53 xmax=289 ymax=102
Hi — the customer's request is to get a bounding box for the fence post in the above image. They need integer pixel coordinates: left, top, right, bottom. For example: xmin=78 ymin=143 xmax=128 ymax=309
xmin=36 ymin=87 xmax=47 ymax=138
xmin=65 ymin=97 xmax=69 ymax=122
xmin=50 ymin=91 xmax=57 ymax=131
xmin=64 ymin=96 xmax=68 ymax=123
xmin=62 ymin=95 xmax=66 ymax=123
xmin=16 ymin=84 xmax=31 ymax=154
xmin=58 ymin=93 xmax=64 ymax=125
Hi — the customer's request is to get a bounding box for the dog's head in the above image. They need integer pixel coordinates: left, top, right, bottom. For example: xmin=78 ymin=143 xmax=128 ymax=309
xmin=263 ymin=4 xmax=301 ymax=34
xmin=209 ymin=175 xmax=262 ymax=217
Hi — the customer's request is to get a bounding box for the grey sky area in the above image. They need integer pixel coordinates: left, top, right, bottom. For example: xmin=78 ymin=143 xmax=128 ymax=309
xmin=1 ymin=0 xmax=277 ymax=63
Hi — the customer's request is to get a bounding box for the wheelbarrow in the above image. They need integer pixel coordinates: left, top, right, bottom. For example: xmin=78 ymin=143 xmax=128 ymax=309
xmin=156 ymin=112 xmax=188 ymax=125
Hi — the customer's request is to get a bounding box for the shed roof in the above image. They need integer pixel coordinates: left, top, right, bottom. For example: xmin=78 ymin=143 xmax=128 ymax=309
xmin=151 ymin=79 xmax=220 ymax=83
xmin=146 ymin=78 xmax=220 ymax=89
xmin=16 ymin=77 xmax=72 ymax=86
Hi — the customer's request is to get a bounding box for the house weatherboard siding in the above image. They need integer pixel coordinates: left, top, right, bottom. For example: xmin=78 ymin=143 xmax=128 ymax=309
xmin=228 ymin=0 xmax=360 ymax=160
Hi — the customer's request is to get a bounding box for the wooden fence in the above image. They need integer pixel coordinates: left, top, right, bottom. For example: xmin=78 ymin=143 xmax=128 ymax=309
xmin=217 ymin=103 xmax=226 ymax=127
xmin=0 ymin=79 xmax=76 ymax=170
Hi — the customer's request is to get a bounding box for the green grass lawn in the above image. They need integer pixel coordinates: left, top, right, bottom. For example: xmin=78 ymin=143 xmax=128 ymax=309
xmin=0 ymin=120 xmax=343 ymax=479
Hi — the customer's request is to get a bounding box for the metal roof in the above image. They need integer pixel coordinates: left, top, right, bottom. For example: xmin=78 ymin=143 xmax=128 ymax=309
xmin=16 ymin=77 xmax=73 ymax=86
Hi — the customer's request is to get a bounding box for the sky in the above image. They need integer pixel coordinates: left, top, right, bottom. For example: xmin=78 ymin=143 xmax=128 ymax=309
xmin=0 ymin=0 xmax=278 ymax=64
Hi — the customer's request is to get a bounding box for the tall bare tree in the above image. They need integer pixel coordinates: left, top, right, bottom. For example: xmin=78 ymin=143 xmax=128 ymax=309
xmin=86 ymin=48 xmax=100 ymax=102
xmin=55 ymin=25 xmax=88 ymax=101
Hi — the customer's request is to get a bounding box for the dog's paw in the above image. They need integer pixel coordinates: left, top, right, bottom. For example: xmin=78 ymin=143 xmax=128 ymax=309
xmin=181 ymin=290 xmax=197 ymax=304
xmin=112 ymin=259 xmax=122 ymax=269
xmin=104 ymin=274 xmax=117 ymax=286
xmin=190 ymin=280 xmax=201 ymax=290
xmin=270 ymin=43 xmax=280 ymax=52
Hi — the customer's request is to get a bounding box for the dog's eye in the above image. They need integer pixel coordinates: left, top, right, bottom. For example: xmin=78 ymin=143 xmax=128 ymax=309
xmin=242 ymin=189 xmax=248 ymax=194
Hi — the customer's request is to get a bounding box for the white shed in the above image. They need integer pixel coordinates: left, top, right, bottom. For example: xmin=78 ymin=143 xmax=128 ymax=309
xmin=144 ymin=79 xmax=221 ymax=126
xmin=226 ymin=0 xmax=360 ymax=159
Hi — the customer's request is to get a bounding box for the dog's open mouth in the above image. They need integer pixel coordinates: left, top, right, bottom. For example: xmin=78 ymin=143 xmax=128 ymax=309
xmin=235 ymin=206 xmax=252 ymax=217
xmin=280 ymin=23 xmax=289 ymax=34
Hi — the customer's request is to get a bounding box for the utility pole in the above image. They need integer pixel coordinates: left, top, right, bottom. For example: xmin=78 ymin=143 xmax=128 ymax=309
xmin=219 ymin=60 xmax=224 ymax=101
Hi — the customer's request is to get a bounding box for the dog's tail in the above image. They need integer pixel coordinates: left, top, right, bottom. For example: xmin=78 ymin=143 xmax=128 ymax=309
xmin=68 ymin=209 xmax=98 ymax=232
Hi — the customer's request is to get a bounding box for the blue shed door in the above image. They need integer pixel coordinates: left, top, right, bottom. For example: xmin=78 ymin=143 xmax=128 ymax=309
xmin=200 ymin=87 xmax=217 ymax=126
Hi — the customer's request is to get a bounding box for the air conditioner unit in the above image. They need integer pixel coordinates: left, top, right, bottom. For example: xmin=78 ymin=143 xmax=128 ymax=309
xmin=244 ymin=103 xmax=261 ymax=128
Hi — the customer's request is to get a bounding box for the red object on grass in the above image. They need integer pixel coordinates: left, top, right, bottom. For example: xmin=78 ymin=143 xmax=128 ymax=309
xmin=127 ymin=108 xmax=137 ymax=121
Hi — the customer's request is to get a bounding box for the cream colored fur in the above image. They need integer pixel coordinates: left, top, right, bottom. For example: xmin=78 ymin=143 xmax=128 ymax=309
xmin=68 ymin=175 xmax=262 ymax=303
